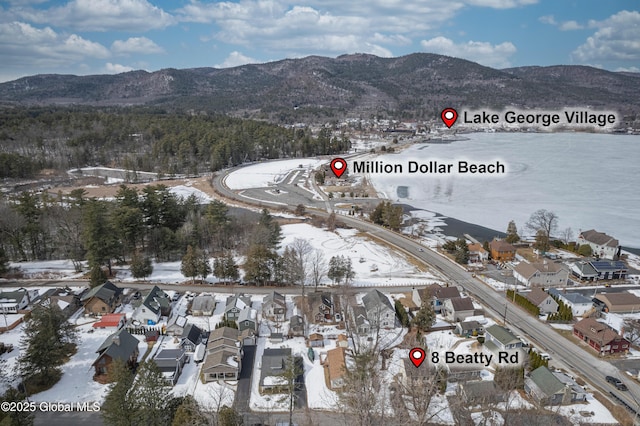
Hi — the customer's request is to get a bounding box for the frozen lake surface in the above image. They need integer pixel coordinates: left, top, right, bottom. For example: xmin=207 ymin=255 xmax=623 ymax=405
xmin=367 ymin=132 xmax=640 ymax=248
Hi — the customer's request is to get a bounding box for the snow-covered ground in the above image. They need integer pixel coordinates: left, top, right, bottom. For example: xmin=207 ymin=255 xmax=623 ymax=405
xmin=225 ymin=159 xmax=325 ymax=190
xmin=366 ymin=133 xmax=640 ymax=248
xmin=169 ymin=185 xmax=214 ymax=203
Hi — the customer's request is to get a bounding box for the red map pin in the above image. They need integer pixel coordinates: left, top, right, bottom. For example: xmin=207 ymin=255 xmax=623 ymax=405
xmin=409 ymin=347 xmax=425 ymax=368
xmin=441 ymin=108 xmax=458 ymax=128
xmin=330 ymin=158 xmax=347 ymax=178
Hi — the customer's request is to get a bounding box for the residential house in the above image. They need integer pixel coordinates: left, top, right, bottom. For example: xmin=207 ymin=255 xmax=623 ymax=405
xmin=573 ymin=317 xmax=630 ymax=355
xmin=337 ymin=334 xmax=349 ymax=348
xmin=263 ymin=291 xmax=286 ymax=322
xmin=362 ymin=289 xmax=396 ymax=328
xmin=350 ymin=305 xmax=370 ymax=335
xmin=572 ymin=261 xmax=628 ymax=281
xmin=92 ymin=313 xmax=126 ymax=329
xmin=325 ymin=347 xmax=347 ymax=390
xmin=132 ymin=285 xmax=171 ymax=325
xmin=181 ymin=323 xmax=203 ymax=352
xmin=259 ymin=348 xmax=292 ymax=393
xmin=524 ymin=288 xmax=559 ymax=315
xmin=240 ymin=328 xmax=257 ymax=346
xmin=308 ymin=292 xmax=334 ymax=323
xmin=154 ymin=348 xmax=187 ymax=385
xmin=0 ymin=288 xmax=38 ymax=314
xmin=441 ymin=297 xmax=475 ymax=322
xmin=202 ymin=327 xmax=242 ymax=382
xmin=288 ymin=315 xmax=305 ymax=337
xmin=513 ymin=261 xmax=569 ymax=288
xmin=191 ymin=294 xmax=215 ymax=316
xmin=467 ymin=243 xmax=489 ymax=263
xmin=41 ymin=287 xmax=83 ymax=318
xmin=594 ymin=293 xmax=640 ymax=313
xmin=420 ymin=284 xmax=461 ymax=313
xmin=81 ymin=281 xmax=123 ymax=315
xmin=484 ymin=324 xmax=524 ymax=362
xmin=238 ymin=307 xmax=258 ymax=333
xmin=166 ymin=315 xmax=188 ymax=336
xmin=577 ymin=229 xmax=620 ymax=260
xmin=92 ymin=329 xmax=140 ymax=382
xmin=456 ymin=320 xmax=484 ymax=337
xmin=308 ymin=333 xmax=324 ymax=348
xmin=224 ymin=294 xmax=251 ymax=321
xmin=525 ymin=366 xmax=586 ymax=406
xmin=548 ymin=289 xmax=594 ymax=317
xmin=489 ymin=240 xmax=517 ymax=261
xmin=459 ymin=380 xmax=505 ymax=405
xmin=447 ymin=363 xmax=483 ymax=382
xmin=399 ymin=358 xmax=434 ymax=388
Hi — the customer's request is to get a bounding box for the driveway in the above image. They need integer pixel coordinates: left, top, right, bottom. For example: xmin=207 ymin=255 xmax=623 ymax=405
xmin=234 ymin=344 xmax=256 ymax=413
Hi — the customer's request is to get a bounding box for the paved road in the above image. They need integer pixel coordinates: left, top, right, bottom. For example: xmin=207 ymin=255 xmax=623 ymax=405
xmin=213 ymin=164 xmax=640 ymax=422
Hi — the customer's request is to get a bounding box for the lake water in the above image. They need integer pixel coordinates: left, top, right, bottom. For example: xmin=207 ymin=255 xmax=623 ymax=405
xmin=367 ymin=132 xmax=640 ymax=248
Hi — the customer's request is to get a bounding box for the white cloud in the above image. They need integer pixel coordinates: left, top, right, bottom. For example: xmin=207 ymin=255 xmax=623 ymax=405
xmin=420 ymin=36 xmax=516 ymax=68
xmin=215 ymin=51 xmax=260 ymax=68
xmin=14 ymin=0 xmax=175 ymax=32
xmin=538 ymin=15 xmax=556 ymax=25
xmin=572 ymin=11 xmax=640 ymax=63
xmin=615 ymin=66 xmax=640 ymax=73
xmin=0 ymin=21 xmax=109 ymax=69
xmin=111 ymin=37 xmax=164 ymax=56
xmin=464 ymin=0 xmax=538 ymax=9
xmin=104 ymin=62 xmax=134 ymax=73
xmin=558 ymin=20 xmax=583 ymax=31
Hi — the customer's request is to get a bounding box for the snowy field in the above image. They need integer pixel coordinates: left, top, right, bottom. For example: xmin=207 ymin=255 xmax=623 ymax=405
xmin=225 ymin=159 xmax=325 ymax=190
xmin=366 ymin=133 xmax=640 ymax=248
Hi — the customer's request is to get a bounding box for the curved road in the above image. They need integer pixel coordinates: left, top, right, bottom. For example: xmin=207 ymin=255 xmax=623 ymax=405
xmin=213 ymin=165 xmax=640 ymax=422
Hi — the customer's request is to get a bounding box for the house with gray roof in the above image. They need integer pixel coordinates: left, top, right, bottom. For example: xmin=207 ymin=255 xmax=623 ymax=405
xmin=362 ymin=289 xmax=396 ymax=328
xmin=81 ymin=281 xmax=122 ymax=315
xmin=225 ymin=294 xmax=251 ymax=321
xmin=92 ymin=329 xmax=139 ymax=382
xmin=0 ymin=288 xmax=38 ymax=314
xmin=484 ymin=324 xmax=524 ymax=363
xmin=166 ymin=315 xmax=188 ymax=336
xmin=350 ymin=305 xmax=371 ymax=335
xmin=154 ymin=348 xmax=187 ymax=385
xmin=202 ymin=326 xmax=242 ymax=382
xmin=132 ymin=285 xmax=171 ymax=325
xmin=263 ymin=291 xmax=286 ymax=322
xmin=288 ymin=314 xmax=305 ymax=337
xmin=181 ymin=323 xmax=204 ymax=352
xmin=577 ymin=229 xmax=620 ymax=260
xmin=238 ymin=307 xmax=258 ymax=333
xmin=459 ymin=380 xmax=505 ymax=405
xmin=548 ymin=288 xmax=594 ymax=317
xmin=570 ymin=261 xmax=599 ymax=281
xmin=442 ymin=297 xmax=475 ymax=322
xmin=525 ymin=366 xmax=586 ymax=406
xmin=191 ymin=294 xmax=215 ymax=316
xmin=259 ymin=348 xmax=293 ymax=393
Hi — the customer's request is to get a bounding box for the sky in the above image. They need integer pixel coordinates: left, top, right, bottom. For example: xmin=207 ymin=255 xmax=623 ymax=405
xmin=0 ymin=0 xmax=638 ymax=82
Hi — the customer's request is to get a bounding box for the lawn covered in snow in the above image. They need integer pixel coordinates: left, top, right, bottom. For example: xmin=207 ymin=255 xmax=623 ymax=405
xmin=225 ymin=159 xmax=325 ymax=190
xmin=367 ymin=133 xmax=640 ymax=248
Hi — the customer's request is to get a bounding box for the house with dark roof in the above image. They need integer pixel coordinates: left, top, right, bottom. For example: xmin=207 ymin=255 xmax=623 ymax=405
xmin=224 ymin=294 xmax=251 ymax=321
xmin=191 ymin=294 xmax=215 ymax=316
xmin=92 ymin=329 xmax=140 ymax=382
xmin=524 ymin=288 xmax=558 ymax=314
xmin=0 ymin=288 xmax=38 ymax=314
xmin=288 ymin=314 xmax=305 ymax=337
xmin=308 ymin=292 xmax=334 ymax=323
xmin=570 ymin=261 xmax=599 ymax=281
xmin=40 ymin=287 xmax=83 ymax=318
xmin=456 ymin=320 xmax=484 ymax=337
xmin=594 ymin=292 xmax=640 ymax=313
xmin=573 ymin=317 xmax=630 ymax=355
xmin=459 ymin=380 xmax=505 ymax=405
xmin=420 ymin=284 xmax=461 ymax=313
xmin=349 ymin=305 xmax=370 ymax=335
xmin=132 ymin=285 xmax=171 ymax=325
xmin=362 ymin=289 xmax=396 ymax=328
xmin=572 ymin=261 xmax=627 ymax=281
xmin=577 ymin=229 xmax=620 ymax=260
xmin=81 ymin=281 xmax=122 ymax=315
xmin=442 ymin=297 xmax=475 ymax=322
xmin=525 ymin=366 xmax=586 ymax=406
xmin=181 ymin=323 xmax=204 ymax=352
xmin=489 ymin=239 xmax=516 ymax=261
xmin=548 ymin=289 xmax=594 ymax=317
xmin=514 ymin=261 xmax=568 ymax=288
xmin=263 ymin=291 xmax=286 ymax=322
xmin=259 ymin=348 xmax=294 ymax=393
xmin=154 ymin=348 xmax=187 ymax=385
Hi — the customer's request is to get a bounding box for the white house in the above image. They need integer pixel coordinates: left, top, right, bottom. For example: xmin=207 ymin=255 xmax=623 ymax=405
xmin=576 ymin=229 xmax=620 ymax=260
xmin=513 ymin=261 xmax=568 ymax=287
xmin=132 ymin=286 xmax=171 ymax=325
xmin=362 ymin=289 xmax=396 ymax=328
xmin=0 ymin=288 xmax=38 ymax=313
xmin=548 ymin=288 xmax=594 ymax=317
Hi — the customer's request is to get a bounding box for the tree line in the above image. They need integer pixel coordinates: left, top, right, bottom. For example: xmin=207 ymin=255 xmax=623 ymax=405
xmin=0 ymin=106 xmax=351 ymax=177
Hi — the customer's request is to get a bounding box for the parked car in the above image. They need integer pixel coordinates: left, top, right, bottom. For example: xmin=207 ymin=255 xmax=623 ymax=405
xmin=606 ymin=376 xmax=628 ymax=391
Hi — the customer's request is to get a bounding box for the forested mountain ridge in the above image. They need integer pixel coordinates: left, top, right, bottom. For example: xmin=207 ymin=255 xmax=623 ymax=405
xmin=1 ymin=53 xmax=639 ymax=121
